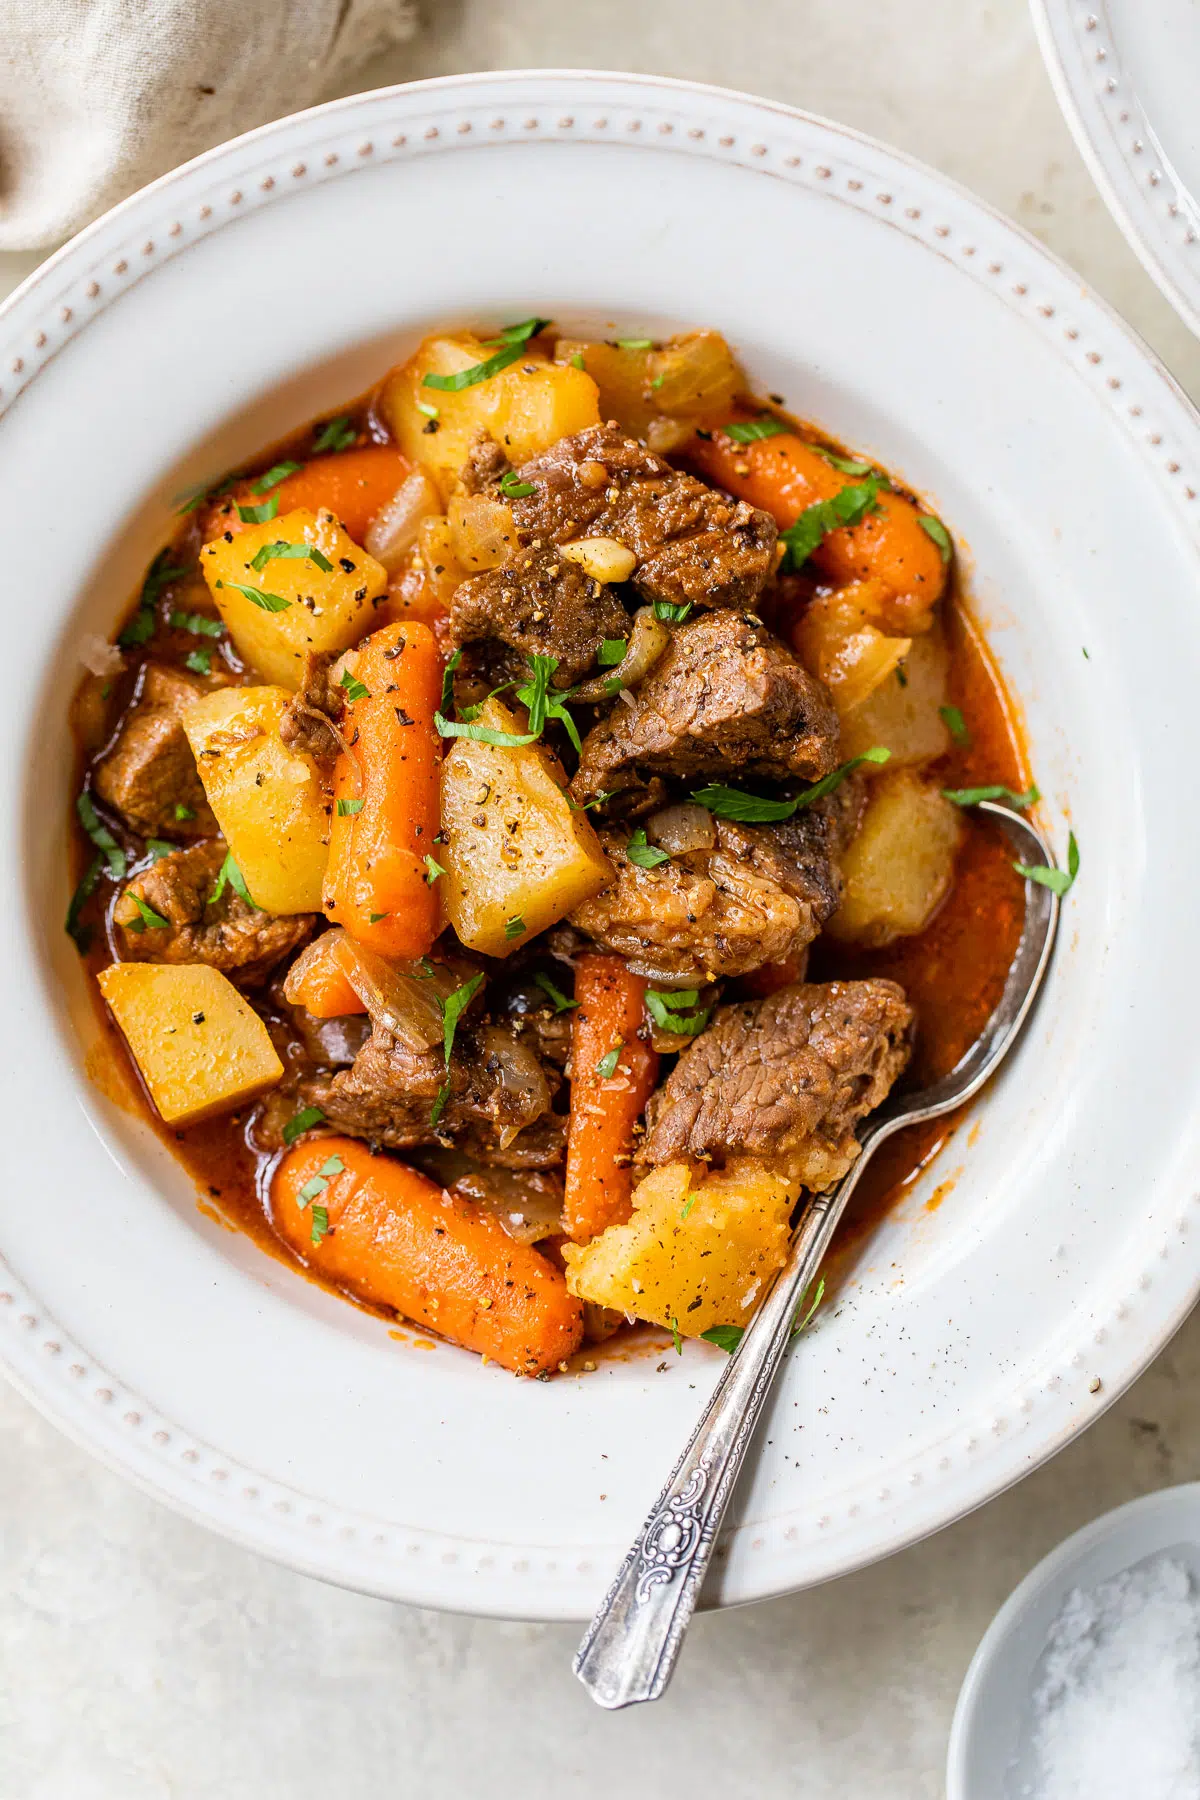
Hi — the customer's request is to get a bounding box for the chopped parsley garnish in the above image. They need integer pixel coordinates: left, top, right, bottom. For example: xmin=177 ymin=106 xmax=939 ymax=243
xmin=813 ymin=446 xmax=875 ymax=478
xmin=145 ymin=840 xmax=175 ymax=862
xmin=174 ymin=474 xmax=233 ymax=516
xmin=298 ymin=1155 xmax=345 ymax=1218
xmin=434 ymin=712 xmax=537 ymax=747
xmin=76 ymin=791 xmax=126 ymax=878
xmin=236 ymin=494 xmax=280 ymax=525
xmin=484 ymin=317 xmax=550 ymax=347
xmin=118 ymin=549 xmax=187 ymax=647
xmin=310 ymin=1204 xmax=330 ymax=1246
xmin=430 ymin=1080 xmax=451 ymax=1129
xmin=249 ymin=540 xmax=334 ymax=574
xmin=780 ymin=477 xmax=881 ymax=570
xmin=939 ymin=704 xmax=970 ymax=746
xmin=282 ymin=1104 xmax=326 ymax=1147
xmin=653 ymin=600 xmax=692 ymax=624
xmin=170 ymin=610 xmax=224 ymax=638
xmin=174 ymin=803 xmax=195 ymax=822
xmin=616 ymin=337 xmax=653 ymax=351
xmin=533 ymin=971 xmax=578 ymax=1013
xmin=943 ymin=783 xmax=1040 ymax=810
xmin=650 ymin=374 xmax=666 ymax=391
xmin=793 ymin=1277 xmax=825 ymax=1336
xmin=215 ymin=578 xmax=290 ymax=613
xmin=598 ymin=638 xmax=628 ymax=666
xmin=1015 ymin=831 xmax=1079 ymax=898
xmin=439 ymin=648 xmax=461 ymax=717
xmin=568 ymin=351 xmax=585 ymax=370
xmin=369 ymin=911 xmax=389 ymax=923
xmin=595 ymin=1044 xmax=623 ymax=1080
xmin=671 ymin=1317 xmax=683 ymax=1355
xmin=65 ymin=854 xmax=103 ymax=949
xmin=692 ymin=748 xmax=890 ymax=822
xmin=499 ymin=472 xmax=536 ymax=498
xmin=724 ymin=417 xmax=788 ymax=444
xmin=505 ymin=916 xmax=526 ymax=940
xmin=644 ymin=989 xmax=710 ymax=1036
xmin=336 ymin=797 xmax=364 ymax=816
xmin=185 ymin=647 xmax=211 ymax=675
xmin=338 ymin=669 xmax=370 ymax=703
xmin=424 ymin=343 xmax=527 ymax=392
xmin=625 ymin=828 xmax=670 ymax=870
xmin=439 ymin=972 xmax=485 ymax=1069
xmin=312 ymin=415 xmax=358 ymax=454
xmin=680 ymin=1190 xmax=698 ymax=1221
xmin=896 ymin=662 xmax=908 ymax=688
xmin=209 ymin=851 xmax=258 ymax=909
xmin=250 ymin=460 xmax=302 ymax=495
xmin=918 ymin=514 xmax=953 ymax=562
xmin=701 ymin=1324 xmax=744 ymax=1353
xmin=514 ymin=654 xmax=582 ymax=752
xmin=415 ymin=399 xmax=439 ymax=420
xmin=126 ymin=893 xmax=169 ymax=932
xmin=423 ymin=854 xmax=446 ymax=884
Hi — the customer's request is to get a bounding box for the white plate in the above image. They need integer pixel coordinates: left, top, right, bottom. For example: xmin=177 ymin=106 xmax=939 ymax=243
xmin=2 ymin=71 xmax=1200 ymax=1622
xmin=947 ymin=1483 xmax=1200 ymax=1796
xmin=1032 ymin=0 xmax=1200 ymax=336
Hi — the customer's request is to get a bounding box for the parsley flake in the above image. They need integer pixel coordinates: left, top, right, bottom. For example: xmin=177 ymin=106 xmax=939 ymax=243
xmin=595 ymin=1043 xmax=623 ymax=1080
xmin=145 ymin=840 xmax=175 ymax=862
xmin=215 ymin=578 xmax=290 ymax=613
xmin=533 ymin=971 xmax=578 ymax=1013
xmin=484 ymin=318 xmax=550 ymax=347
xmin=169 ymin=611 xmax=224 ymax=638
xmin=249 ymin=541 xmax=334 ymax=575
xmin=310 ymin=1204 xmax=330 ymax=1246
xmin=250 ymin=460 xmax=302 ymax=495
xmin=514 ymin=654 xmax=582 ymax=752
xmin=813 ymin=446 xmax=875 ymax=477
xmin=671 ymin=1317 xmax=683 ymax=1355
xmin=691 ymin=748 xmax=890 ymax=822
xmin=312 ymin=416 xmax=358 ymax=454
xmin=236 ymin=494 xmax=280 ymax=525
xmin=76 ymin=792 xmax=126 ymax=879
xmin=209 ymin=851 xmax=258 ymax=909
xmin=645 ymin=989 xmax=710 ymax=1037
xmin=439 ymin=972 xmax=485 ymax=1068
xmin=939 ymin=704 xmax=971 ymax=746
xmin=424 ymin=342 xmax=526 ymax=392
xmin=625 ymin=828 xmax=670 ymax=870
xmin=430 ymin=1079 xmax=451 ymax=1129
xmin=65 ymin=854 xmax=103 ymax=949
xmin=616 ymin=337 xmax=653 ymax=351
xmin=423 ymin=854 xmax=446 ymax=884
xmin=127 ymin=894 xmax=169 ymax=932
xmin=174 ymin=803 xmax=195 ymax=822
xmin=701 ymin=1324 xmax=744 ymax=1354
xmin=282 ymin=1105 xmax=326 ymax=1147
xmin=336 ymin=797 xmax=363 ymax=817
xmin=504 ymin=916 xmax=526 ymax=940
xmin=338 ymin=669 xmax=370 ymax=703
xmin=568 ymin=351 xmax=585 ymax=370
xmin=1015 ymin=831 xmax=1079 ymax=898
xmin=724 ymin=417 xmax=788 ymax=444
xmin=918 ymin=514 xmax=953 ymax=562
xmin=943 ymin=783 xmax=1040 ymax=810
xmin=499 ymin=472 xmax=536 ymax=498
xmin=185 ymin=647 xmax=212 ymax=675
xmin=598 ymin=638 xmax=628 ymax=666
xmin=652 ymin=600 xmax=692 ymax=624
xmin=780 ymin=477 xmax=881 ymax=570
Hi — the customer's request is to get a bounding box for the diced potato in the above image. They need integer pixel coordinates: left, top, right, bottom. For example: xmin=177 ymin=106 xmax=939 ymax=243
xmin=555 ymin=330 xmax=740 ymax=445
xmin=97 ymin=963 xmax=283 ymax=1126
xmin=826 ymin=768 xmax=963 ymax=947
xmin=440 ymin=697 xmax=612 ymax=957
xmin=183 ymin=686 xmax=330 ymax=915
xmin=563 ymin=1160 xmax=796 ymax=1337
xmin=792 ymin=581 xmax=911 ymax=716
xmin=381 ymin=335 xmax=601 ymax=499
xmin=838 ymin=619 xmax=951 ymax=765
xmin=200 ymin=507 xmax=387 ymax=687
xmin=447 ymin=490 xmax=518 ymax=572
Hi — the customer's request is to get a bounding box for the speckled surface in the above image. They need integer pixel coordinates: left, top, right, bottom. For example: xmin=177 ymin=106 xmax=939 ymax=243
xmin=3 ymin=3 xmax=1199 ymax=1794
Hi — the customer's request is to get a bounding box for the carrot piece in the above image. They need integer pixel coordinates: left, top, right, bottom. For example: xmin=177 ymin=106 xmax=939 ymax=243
xmin=272 ymin=1137 xmax=584 ymax=1375
xmin=690 ymin=427 xmax=947 ymax=631
xmin=323 ymin=619 xmax=443 ymax=959
xmin=564 ymin=955 xmax=660 ymax=1243
xmin=208 ymin=445 xmax=410 ymax=546
xmin=283 ymin=933 xmax=366 ymax=1019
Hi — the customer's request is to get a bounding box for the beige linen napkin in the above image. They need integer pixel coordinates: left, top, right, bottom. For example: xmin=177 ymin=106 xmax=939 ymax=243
xmin=0 ymin=0 xmax=418 ymax=250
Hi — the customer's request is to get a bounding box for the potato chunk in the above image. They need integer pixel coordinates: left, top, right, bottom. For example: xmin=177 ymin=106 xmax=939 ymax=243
xmin=201 ymin=507 xmax=386 ymax=687
xmin=183 ymin=686 xmax=330 ymax=915
xmin=792 ymin=580 xmax=912 ymax=716
xmin=97 ymin=963 xmax=283 ymax=1126
xmin=440 ymin=698 xmax=612 ymax=957
xmin=826 ymin=768 xmax=963 ymax=947
xmin=563 ymin=1160 xmax=795 ymax=1337
xmin=838 ymin=620 xmax=951 ymax=765
xmin=381 ymin=334 xmax=600 ymax=499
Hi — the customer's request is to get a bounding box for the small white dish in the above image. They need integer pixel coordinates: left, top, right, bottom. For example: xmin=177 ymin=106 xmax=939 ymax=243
xmin=1031 ymin=0 xmax=1200 ymax=336
xmin=947 ymin=1483 xmax=1200 ymax=1797
xmin=3 ymin=71 xmax=1200 ymax=1620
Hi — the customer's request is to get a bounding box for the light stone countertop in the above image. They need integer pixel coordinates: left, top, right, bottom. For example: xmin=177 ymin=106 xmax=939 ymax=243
xmin=3 ymin=4 xmax=1198 ymax=1795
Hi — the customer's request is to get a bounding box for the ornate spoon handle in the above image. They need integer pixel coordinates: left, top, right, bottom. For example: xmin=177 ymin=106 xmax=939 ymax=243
xmin=573 ymin=1150 xmax=874 ymax=1710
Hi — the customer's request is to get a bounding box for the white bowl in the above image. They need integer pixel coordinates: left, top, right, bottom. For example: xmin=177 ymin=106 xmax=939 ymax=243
xmin=947 ymin=1483 xmax=1200 ymax=1796
xmin=3 ymin=71 xmax=1200 ymax=1620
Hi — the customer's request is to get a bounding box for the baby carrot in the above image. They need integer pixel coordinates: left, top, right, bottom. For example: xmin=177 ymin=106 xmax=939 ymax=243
xmin=564 ymin=955 xmax=660 ymax=1243
xmin=323 ymin=619 xmax=442 ymax=959
xmin=208 ymin=445 xmax=410 ymax=546
xmin=691 ymin=426 xmax=947 ymax=632
xmin=272 ymin=1137 xmax=584 ymax=1375
xmin=282 ymin=932 xmax=366 ymax=1019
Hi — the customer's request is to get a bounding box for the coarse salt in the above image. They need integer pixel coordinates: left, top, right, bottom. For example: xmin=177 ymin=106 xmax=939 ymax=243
xmin=1027 ymin=1551 xmax=1200 ymax=1799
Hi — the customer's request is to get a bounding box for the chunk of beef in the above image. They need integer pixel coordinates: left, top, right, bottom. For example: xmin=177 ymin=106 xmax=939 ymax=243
xmin=297 ymin=1020 xmax=566 ymax=1166
xmin=571 ymin=785 xmax=863 ymax=983
xmin=571 ymin=611 xmax=840 ymax=801
xmin=507 ymin=424 xmax=777 ymax=614
xmin=492 ymin=975 xmax=575 ymax=1067
xmin=93 ymin=663 xmax=217 ymax=837
xmin=639 ymin=980 xmax=913 ymax=1188
xmin=279 ymin=650 xmax=344 ymax=766
xmin=451 ymin=541 xmax=630 ymax=686
xmin=114 ymin=840 xmax=316 ymax=984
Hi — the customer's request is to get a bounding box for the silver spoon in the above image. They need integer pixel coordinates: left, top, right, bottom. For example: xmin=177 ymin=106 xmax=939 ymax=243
xmin=574 ymin=800 xmax=1061 ymax=1709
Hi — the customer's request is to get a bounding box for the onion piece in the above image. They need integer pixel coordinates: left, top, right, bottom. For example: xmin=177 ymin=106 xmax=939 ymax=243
xmin=448 ymin=491 xmax=518 ymax=572
xmin=573 ymin=605 xmax=670 ymax=702
xmin=300 ymin=928 xmax=480 ymax=1054
xmin=412 ymin=1149 xmax=564 ymax=1244
xmin=477 ymin=1024 xmax=553 ymax=1148
xmin=364 ymin=469 xmax=441 ymax=573
xmin=646 ymin=803 xmax=716 ymax=856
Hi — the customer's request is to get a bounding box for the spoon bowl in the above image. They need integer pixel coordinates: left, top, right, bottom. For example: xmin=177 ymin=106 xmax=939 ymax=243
xmin=574 ymin=799 xmax=1062 ymax=1710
